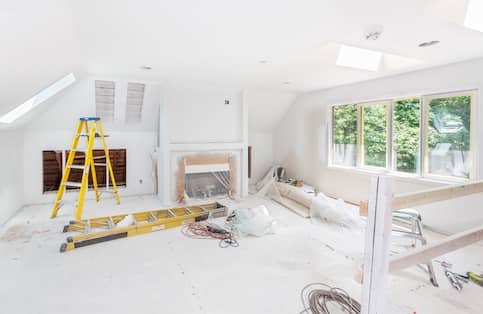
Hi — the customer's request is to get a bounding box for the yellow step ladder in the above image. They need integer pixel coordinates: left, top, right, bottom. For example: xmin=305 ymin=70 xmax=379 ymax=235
xmin=50 ymin=117 xmax=120 ymax=220
xmin=60 ymin=202 xmax=226 ymax=252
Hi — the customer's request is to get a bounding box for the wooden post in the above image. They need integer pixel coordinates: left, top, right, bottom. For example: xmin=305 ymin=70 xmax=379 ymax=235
xmin=361 ymin=176 xmax=393 ymax=314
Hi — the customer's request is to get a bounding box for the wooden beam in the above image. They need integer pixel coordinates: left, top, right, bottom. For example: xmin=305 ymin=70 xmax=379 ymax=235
xmin=362 ymin=176 xmax=393 ymax=314
xmin=359 ymin=200 xmax=368 ymax=217
xmin=389 ymin=225 xmax=483 ymax=272
xmin=392 ymin=181 xmax=483 ymax=210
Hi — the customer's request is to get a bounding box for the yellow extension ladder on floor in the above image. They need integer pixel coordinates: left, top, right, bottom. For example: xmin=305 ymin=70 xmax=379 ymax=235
xmin=50 ymin=117 xmax=120 ymax=220
xmin=60 ymin=203 xmax=226 ymax=252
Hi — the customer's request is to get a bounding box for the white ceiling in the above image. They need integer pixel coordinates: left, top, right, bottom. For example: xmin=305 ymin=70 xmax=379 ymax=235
xmin=2 ymin=0 xmax=483 ymax=116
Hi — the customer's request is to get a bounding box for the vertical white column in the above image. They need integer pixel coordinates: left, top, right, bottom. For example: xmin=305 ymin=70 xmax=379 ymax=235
xmin=157 ymin=93 xmax=171 ymax=204
xmin=362 ymin=176 xmax=393 ymax=314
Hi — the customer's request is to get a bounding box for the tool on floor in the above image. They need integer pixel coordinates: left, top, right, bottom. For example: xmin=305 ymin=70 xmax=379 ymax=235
xmin=60 ymin=202 xmax=227 ymax=252
xmin=181 ymin=222 xmax=239 ymax=248
xmin=436 ymin=260 xmax=483 ymax=291
xmin=50 ymin=117 xmax=120 ymax=220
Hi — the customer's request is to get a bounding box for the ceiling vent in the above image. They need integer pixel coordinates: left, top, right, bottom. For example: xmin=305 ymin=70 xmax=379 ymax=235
xmin=95 ymin=80 xmax=115 ymax=121
xmin=125 ymin=82 xmax=145 ymax=124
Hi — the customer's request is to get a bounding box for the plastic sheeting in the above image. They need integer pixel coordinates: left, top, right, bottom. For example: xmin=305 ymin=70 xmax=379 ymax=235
xmin=185 ymin=171 xmax=230 ymax=199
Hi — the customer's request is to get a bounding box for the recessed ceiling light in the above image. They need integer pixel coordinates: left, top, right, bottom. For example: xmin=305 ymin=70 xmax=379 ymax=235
xmin=418 ymin=40 xmax=440 ymax=48
xmin=336 ymin=44 xmax=382 ymax=72
xmin=464 ymin=0 xmax=483 ymax=32
xmin=140 ymin=65 xmax=152 ymax=70
xmin=0 ymin=73 xmax=76 ymax=124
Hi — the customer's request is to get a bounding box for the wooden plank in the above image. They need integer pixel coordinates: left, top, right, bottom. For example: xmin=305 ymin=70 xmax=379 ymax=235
xmin=360 ymin=200 xmax=368 ymax=217
xmin=362 ymin=176 xmax=393 ymax=314
xmin=389 ymin=225 xmax=483 ymax=272
xmin=392 ymin=181 xmax=483 ymax=210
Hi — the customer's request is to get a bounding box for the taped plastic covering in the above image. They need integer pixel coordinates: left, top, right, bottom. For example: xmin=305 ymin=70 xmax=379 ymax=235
xmin=310 ymin=193 xmax=361 ymax=228
xmin=176 ymin=153 xmax=236 ymax=203
xmin=185 ymin=171 xmax=230 ymax=199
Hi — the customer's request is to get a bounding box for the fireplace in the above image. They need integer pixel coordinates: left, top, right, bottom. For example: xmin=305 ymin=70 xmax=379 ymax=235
xmin=176 ymin=153 xmax=236 ymax=203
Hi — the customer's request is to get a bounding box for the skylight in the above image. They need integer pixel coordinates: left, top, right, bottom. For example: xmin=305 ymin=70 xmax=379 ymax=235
xmin=464 ymin=0 xmax=483 ymax=32
xmin=0 ymin=73 xmax=76 ymax=124
xmin=336 ymin=44 xmax=382 ymax=72
xmin=95 ymin=80 xmax=116 ymax=121
xmin=125 ymin=82 xmax=145 ymax=124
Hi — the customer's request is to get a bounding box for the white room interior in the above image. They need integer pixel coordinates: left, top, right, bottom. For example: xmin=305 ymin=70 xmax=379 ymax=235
xmin=1 ymin=1 xmax=483 ymax=313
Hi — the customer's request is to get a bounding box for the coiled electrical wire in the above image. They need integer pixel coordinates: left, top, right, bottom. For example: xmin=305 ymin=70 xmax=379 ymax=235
xmin=300 ymin=283 xmax=361 ymax=314
xmin=181 ymin=222 xmax=239 ymax=248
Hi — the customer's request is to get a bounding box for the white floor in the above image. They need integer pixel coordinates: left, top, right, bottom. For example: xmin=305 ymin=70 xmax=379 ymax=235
xmin=0 ymin=195 xmax=482 ymax=314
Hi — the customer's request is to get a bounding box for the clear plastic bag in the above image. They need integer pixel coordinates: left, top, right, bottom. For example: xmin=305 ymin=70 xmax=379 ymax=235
xmin=230 ymin=205 xmax=277 ymax=237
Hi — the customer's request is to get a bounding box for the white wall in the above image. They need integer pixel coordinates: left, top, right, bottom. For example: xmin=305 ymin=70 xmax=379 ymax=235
xmin=165 ymin=88 xmax=243 ymax=144
xmin=0 ymin=130 xmax=24 ymax=224
xmin=274 ymin=58 xmax=483 ymax=234
xmin=248 ymin=131 xmax=273 ymax=183
xmin=22 ymin=76 xmax=161 ymax=205
xmin=244 ymin=89 xmax=296 ymax=184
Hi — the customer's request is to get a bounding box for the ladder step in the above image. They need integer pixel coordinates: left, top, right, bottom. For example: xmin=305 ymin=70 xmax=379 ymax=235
xmin=78 ymin=133 xmax=109 ymax=137
xmin=63 ymin=181 xmax=83 ymax=188
xmin=94 ymin=163 xmax=107 ymax=167
xmin=67 ymin=165 xmax=85 ymax=170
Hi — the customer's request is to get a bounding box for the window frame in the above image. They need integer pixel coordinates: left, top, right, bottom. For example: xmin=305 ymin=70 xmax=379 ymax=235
xmin=391 ymin=96 xmax=422 ymax=177
xmin=359 ymin=100 xmax=391 ymax=171
xmin=328 ymin=89 xmax=477 ymax=183
xmin=330 ymin=103 xmax=359 ymax=168
xmin=421 ymin=90 xmax=476 ymax=182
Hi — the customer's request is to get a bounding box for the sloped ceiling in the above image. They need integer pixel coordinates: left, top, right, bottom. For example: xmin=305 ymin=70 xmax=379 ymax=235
xmin=2 ymin=0 xmax=483 ymax=120
xmin=0 ymin=0 xmax=82 ymax=117
xmin=245 ymin=90 xmax=297 ymax=132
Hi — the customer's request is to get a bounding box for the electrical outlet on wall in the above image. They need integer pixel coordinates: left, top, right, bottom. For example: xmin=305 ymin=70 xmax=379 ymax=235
xmin=139 ymin=179 xmax=143 ymax=184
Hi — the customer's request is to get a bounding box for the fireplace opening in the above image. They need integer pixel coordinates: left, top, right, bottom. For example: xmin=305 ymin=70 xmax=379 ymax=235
xmin=176 ymin=153 xmax=236 ymax=203
xmin=185 ymin=171 xmax=230 ymax=199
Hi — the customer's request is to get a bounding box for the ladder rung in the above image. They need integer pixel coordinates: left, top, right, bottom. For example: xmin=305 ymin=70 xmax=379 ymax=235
xmin=107 ymin=217 xmax=115 ymax=229
xmin=148 ymin=212 xmax=157 ymax=221
xmin=63 ymin=181 xmax=83 ymax=188
xmin=78 ymin=133 xmax=110 ymax=137
xmin=67 ymin=165 xmax=85 ymax=170
xmin=94 ymin=163 xmax=107 ymax=167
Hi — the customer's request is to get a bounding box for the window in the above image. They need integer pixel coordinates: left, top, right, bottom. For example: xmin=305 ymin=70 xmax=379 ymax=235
xmin=95 ymin=80 xmax=115 ymax=121
xmin=361 ymin=102 xmax=389 ymax=168
xmin=42 ymin=149 xmax=126 ymax=193
xmin=332 ymin=104 xmax=358 ymax=167
xmin=0 ymin=73 xmax=75 ymax=124
xmin=42 ymin=150 xmax=63 ymax=193
xmin=329 ymin=90 xmax=475 ymax=181
xmin=424 ymin=92 xmax=473 ymax=179
xmin=393 ymin=98 xmax=421 ymax=174
xmin=336 ymin=45 xmax=382 ymax=72
xmin=125 ymin=82 xmax=145 ymax=124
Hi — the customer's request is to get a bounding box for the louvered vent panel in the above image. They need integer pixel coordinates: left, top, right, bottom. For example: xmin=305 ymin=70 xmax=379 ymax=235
xmin=125 ymin=82 xmax=145 ymax=124
xmin=95 ymin=80 xmax=115 ymax=121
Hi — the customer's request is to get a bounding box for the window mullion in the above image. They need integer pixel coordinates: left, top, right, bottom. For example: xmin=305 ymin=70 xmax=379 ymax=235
xmin=388 ymin=100 xmax=394 ymax=172
xmin=357 ymin=104 xmax=362 ymax=168
xmin=420 ymin=96 xmax=428 ymax=178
